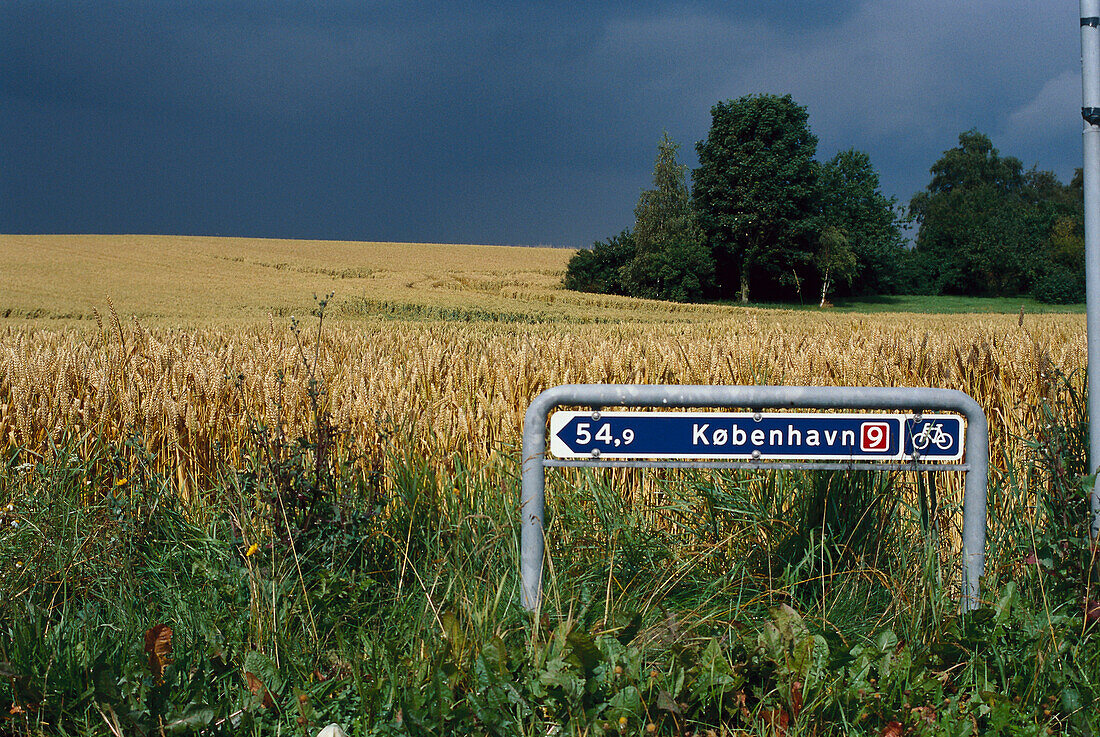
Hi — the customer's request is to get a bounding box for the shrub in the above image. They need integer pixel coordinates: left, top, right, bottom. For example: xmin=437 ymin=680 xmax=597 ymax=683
xmin=619 ymin=240 xmax=714 ymax=303
xmin=561 ymin=231 xmax=636 ymax=295
xmin=1031 ymin=263 xmax=1085 ymax=304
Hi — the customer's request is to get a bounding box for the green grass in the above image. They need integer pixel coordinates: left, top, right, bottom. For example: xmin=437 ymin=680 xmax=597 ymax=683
xmin=752 ymin=294 xmax=1086 ymax=314
xmin=2 ymin=387 xmax=1098 ymax=735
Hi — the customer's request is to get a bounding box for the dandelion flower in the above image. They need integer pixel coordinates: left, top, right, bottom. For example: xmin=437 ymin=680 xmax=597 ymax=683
xmin=246 ymin=543 xmax=259 ymax=557
xmin=115 ymin=478 xmax=127 ymax=486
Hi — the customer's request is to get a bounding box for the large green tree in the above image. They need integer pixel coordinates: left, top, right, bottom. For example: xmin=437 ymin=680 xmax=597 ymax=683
xmin=692 ymin=94 xmax=820 ymax=302
xmin=818 ymin=149 xmax=907 ymax=298
xmin=620 ymin=133 xmax=713 ymax=302
xmin=909 ymin=130 xmax=1062 ymax=296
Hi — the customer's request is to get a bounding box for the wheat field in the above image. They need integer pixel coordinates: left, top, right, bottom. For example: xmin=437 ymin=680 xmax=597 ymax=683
xmin=0 ymin=306 xmax=1085 ymax=495
xmin=0 ymin=235 xmax=1088 ymax=504
xmin=0 ymin=234 xmax=706 ymax=324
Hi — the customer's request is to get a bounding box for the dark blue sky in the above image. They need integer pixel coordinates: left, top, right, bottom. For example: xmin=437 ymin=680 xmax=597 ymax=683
xmin=0 ymin=1 xmax=1085 ymax=247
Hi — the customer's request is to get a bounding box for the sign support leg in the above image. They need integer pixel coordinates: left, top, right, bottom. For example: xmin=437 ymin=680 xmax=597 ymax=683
xmin=521 ymin=400 xmax=549 ymax=612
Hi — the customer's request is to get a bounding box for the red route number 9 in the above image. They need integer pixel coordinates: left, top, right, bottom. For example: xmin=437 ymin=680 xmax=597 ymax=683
xmin=860 ymin=422 xmax=891 ymax=452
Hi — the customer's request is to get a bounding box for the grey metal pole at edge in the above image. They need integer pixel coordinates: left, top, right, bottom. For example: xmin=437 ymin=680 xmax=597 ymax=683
xmin=1085 ymin=0 xmax=1100 ymax=538
xmin=520 ymin=384 xmax=989 ymax=612
xmin=520 ymin=390 xmax=553 ymax=612
xmin=1083 ymin=0 xmax=1100 ymax=538
xmin=961 ymin=397 xmax=989 ymax=611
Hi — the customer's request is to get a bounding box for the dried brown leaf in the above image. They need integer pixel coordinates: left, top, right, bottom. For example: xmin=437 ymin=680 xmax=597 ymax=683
xmin=143 ymin=624 xmax=173 ymax=684
xmin=1085 ymin=599 xmax=1100 ymax=625
xmin=879 ymin=720 xmax=904 ymax=737
xmin=790 ymin=680 xmax=804 ymax=717
xmin=246 ymin=671 xmax=275 ymax=709
xmin=758 ymin=707 xmax=789 ymax=736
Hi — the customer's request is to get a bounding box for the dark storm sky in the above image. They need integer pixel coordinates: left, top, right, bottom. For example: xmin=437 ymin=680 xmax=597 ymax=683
xmin=0 ymin=1 xmax=1086 ymax=247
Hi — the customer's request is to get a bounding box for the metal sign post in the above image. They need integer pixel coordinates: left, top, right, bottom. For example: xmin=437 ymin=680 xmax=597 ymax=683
xmin=521 ymin=385 xmax=988 ymax=612
xmin=1081 ymin=0 xmax=1100 ymax=538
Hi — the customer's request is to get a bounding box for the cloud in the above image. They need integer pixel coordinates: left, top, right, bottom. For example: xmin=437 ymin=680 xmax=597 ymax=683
xmin=1001 ymin=70 xmax=1080 ymax=153
xmin=595 ymin=1 xmax=1082 ymax=196
xmin=0 ymin=0 xmax=1089 ymax=244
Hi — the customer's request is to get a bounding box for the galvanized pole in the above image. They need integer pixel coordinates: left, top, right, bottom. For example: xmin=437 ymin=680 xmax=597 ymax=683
xmin=1082 ymin=0 xmax=1100 ymax=537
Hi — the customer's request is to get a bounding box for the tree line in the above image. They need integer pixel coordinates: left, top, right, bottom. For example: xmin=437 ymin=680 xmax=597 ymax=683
xmin=564 ymin=94 xmax=1085 ymax=305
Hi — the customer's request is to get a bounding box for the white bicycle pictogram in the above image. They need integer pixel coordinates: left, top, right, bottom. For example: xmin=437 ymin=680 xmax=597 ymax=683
xmin=911 ymin=421 xmax=954 ymax=451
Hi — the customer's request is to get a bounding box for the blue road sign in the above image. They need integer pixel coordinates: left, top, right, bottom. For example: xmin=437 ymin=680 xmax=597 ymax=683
xmin=549 ymin=411 xmax=964 ymax=462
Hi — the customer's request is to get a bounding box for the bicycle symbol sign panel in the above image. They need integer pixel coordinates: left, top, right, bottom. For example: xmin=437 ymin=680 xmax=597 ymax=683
xmin=549 ymin=412 xmax=964 ymax=462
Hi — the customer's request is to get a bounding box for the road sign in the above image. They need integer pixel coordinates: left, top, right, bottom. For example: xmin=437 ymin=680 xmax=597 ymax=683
xmin=549 ymin=411 xmax=964 ymax=462
xmin=522 ymin=385 xmax=988 ymax=613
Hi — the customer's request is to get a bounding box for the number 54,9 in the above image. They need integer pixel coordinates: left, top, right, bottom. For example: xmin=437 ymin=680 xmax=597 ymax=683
xmin=574 ymin=423 xmax=635 ymax=446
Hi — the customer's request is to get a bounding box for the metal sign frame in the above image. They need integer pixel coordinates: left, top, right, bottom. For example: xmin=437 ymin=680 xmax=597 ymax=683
xmin=521 ymin=385 xmax=988 ymax=612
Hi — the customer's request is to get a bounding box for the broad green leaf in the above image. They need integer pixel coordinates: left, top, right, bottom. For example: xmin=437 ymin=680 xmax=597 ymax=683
xmin=566 ymin=628 xmax=603 ymax=677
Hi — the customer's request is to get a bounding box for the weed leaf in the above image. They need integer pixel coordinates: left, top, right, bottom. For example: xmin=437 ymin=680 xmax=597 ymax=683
xmin=143 ymin=624 xmax=173 ymax=684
